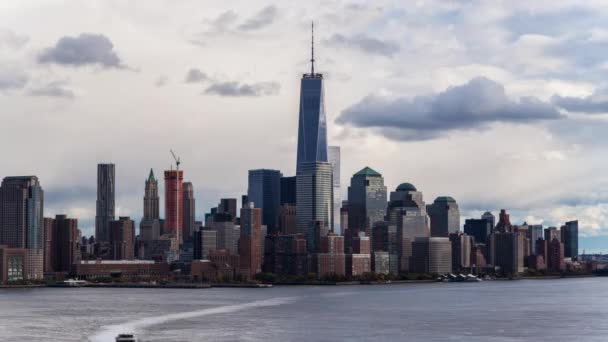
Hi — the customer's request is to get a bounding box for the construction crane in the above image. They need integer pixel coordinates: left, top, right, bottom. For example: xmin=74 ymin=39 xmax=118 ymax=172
xmin=170 ymin=149 xmax=181 ymax=170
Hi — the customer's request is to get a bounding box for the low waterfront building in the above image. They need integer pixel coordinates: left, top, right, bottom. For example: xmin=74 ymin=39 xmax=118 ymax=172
xmin=75 ymin=260 xmax=170 ymax=281
xmin=0 ymin=245 xmax=28 ymax=284
xmin=263 ymin=234 xmax=308 ymax=277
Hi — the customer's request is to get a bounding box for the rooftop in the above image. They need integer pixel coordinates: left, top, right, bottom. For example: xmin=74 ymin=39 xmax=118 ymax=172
xmin=354 ymin=166 xmax=381 ymax=177
xmin=396 ymin=183 xmax=417 ymax=192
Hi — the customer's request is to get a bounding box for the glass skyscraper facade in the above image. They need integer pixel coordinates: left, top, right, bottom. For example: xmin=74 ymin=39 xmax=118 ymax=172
xmin=296 ymin=73 xmax=328 ymax=174
xmin=328 ymin=146 xmax=341 ymax=234
xmin=296 ymin=161 xmax=333 ymax=253
xmin=95 ymin=163 xmax=115 ymax=242
xmin=347 ymin=167 xmax=387 ymax=239
xmin=248 ymin=169 xmax=282 ymax=235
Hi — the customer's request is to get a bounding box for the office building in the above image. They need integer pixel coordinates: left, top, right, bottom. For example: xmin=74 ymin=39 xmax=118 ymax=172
xmin=193 ymin=228 xmax=217 ymax=260
xmin=310 ymin=233 xmax=345 ymax=279
xmin=372 ymin=222 xmax=399 ymax=274
xmin=464 ymin=218 xmax=492 ymax=244
xmin=248 ymin=169 xmax=282 ymax=234
xmin=218 ymin=198 xmax=238 ymax=222
xmin=44 ymin=215 xmax=81 ymax=274
xmin=489 ymin=231 xmax=524 ymax=275
xmin=347 ymin=167 xmax=387 ymax=241
xmin=263 ymin=234 xmax=308 ymax=277
xmin=164 ymin=169 xmax=183 ymax=242
xmin=238 ymin=203 xmax=262 ymax=279
xmin=95 ymin=164 xmax=115 ymax=242
xmin=296 ymin=25 xmax=328 ymax=174
xmin=427 ymin=196 xmax=460 ymax=237
xmin=410 ymin=237 xmax=452 ymax=275
xmin=0 ymin=245 xmax=28 ymax=284
xmin=140 ymin=169 xmax=161 ymax=241
xmin=387 ymin=183 xmax=431 ymax=272
xmin=482 ymin=211 xmax=495 ymax=229
xmin=278 ymin=204 xmax=297 ymax=235
xmin=280 ymin=176 xmax=296 ymax=205
xmin=561 ymin=220 xmax=578 ymax=258
xmin=495 ymin=209 xmax=512 ymax=232
xmin=0 ymin=176 xmax=44 ymax=280
xmin=547 ymin=238 xmax=565 ymax=272
xmin=449 ymin=232 xmax=473 ymax=271
xmin=182 ymin=182 xmax=195 ymax=243
xmin=109 ymin=217 xmax=135 ymax=260
xmin=296 ymin=161 xmax=333 ymax=253
xmin=544 ymin=227 xmax=560 ymax=242
xmin=529 ymin=225 xmax=543 ymax=255
xmin=328 ymin=146 xmax=341 ymax=234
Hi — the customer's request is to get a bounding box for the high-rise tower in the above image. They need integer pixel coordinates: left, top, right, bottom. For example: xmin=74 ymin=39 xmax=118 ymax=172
xmin=182 ymin=182 xmax=195 ymax=243
xmin=95 ymin=164 xmax=115 ymax=242
xmin=0 ymin=176 xmax=45 ymax=279
xmin=164 ymin=170 xmax=183 ymax=242
xmin=143 ymin=169 xmax=159 ymax=221
xmin=296 ymin=22 xmax=328 ymax=174
xmin=248 ymin=169 xmax=282 ymax=235
xmin=140 ymin=169 xmax=161 ymax=241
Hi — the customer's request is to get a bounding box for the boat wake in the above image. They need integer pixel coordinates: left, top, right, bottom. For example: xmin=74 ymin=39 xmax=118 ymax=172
xmin=88 ymin=296 xmax=297 ymax=342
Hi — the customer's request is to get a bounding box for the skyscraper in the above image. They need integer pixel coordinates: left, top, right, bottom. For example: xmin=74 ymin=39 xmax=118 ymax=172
xmin=464 ymin=219 xmax=491 ymax=244
xmin=561 ymin=220 xmax=578 ymax=258
xmin=182 ymin=182 xmax=195 ymax=243
xmin=427 ymin=196 xmax=460 ymax=237
xmin=280 ymin=176 xmax=296 ymax=205
xmin=239 ymin=202 xmax=262 ymax=279
xmin=95 ymin=164 xmax=115 ymax=242
xmin=218 ymin=198 xmax=237 ymax=222
xmin=482 ymin=211 xmax=495 ymax=229
xmin=140 ymin=169 xmax=161 ymax=241
xmin=164 ymin=169 xmax=183 ymax=242
xmin=143 ymin=169 xmax=159 ymax=221
xmin=248 ymin=169 xmax=282 ymax=234
xmin=347 ymin=167 xmax=387 ymax=240
xmin=387 ymin=183 xmax=431 ymax=272
xmin=411 ymin=237 xmax=452 ymax=275
xmin=296 ymin=161 xmax=333 ymax=253
xmin=109 ymin=216 xmax=135 ymax=260
xmin=44 ymin=214 xmax=81 ymax=273
xmin=296 ymin=23 xmax=328 ymax=174
xmin=328 ymin=146 xmax=341 ymax=234
xmin=0 ymin=176 xmax=44 ymax=279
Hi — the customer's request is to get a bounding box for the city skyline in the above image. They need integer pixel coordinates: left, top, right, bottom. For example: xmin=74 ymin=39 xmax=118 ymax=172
xmin=1 ymin=1 xmax=607 ymax=250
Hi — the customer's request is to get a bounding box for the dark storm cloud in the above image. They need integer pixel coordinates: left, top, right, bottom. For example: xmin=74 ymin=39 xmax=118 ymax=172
xmin=184 ymin=68 xmax=209 ymax=83
xmin=45 ymin=185 xmax=96 ymax=207
xmin=204 ymin=81 xmax=279 ymax=97
xmin=325 ymin=33 xmax=399 ymax=57
xmin=38 ymin=33 xmax=124 ymax=68
xmin=337 ymin=77 xmax=563 ymax=141
xmin=237 ymin=5 xmax=278 ymax=31
xmin=28 ymin=81 xmax=74 ymax=99
xmin=552 ymin=91 xmax=608 ymax=114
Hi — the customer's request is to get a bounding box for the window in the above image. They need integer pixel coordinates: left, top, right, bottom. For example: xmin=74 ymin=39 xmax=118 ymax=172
xmin=7 ymin=256 xmax=24 ymax=282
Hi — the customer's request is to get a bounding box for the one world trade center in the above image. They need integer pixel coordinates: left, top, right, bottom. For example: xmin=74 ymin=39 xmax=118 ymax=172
xmin=296 ymin=23 xmax=328 ymax=174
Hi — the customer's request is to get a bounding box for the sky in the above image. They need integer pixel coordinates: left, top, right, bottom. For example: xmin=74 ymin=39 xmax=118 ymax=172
xmin=2 ymin=1 xmax=608 ymax=252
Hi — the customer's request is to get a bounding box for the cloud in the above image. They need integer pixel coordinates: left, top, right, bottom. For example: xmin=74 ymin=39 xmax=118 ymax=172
xmin=237 ymin=5 xmax=277 ymax=31
xmin=552 ymin=90 xmax=608 ymax=114
xmin=0 ymin=66 xmax=28 ymax=90
xmin=204 ymin=81 xmax=280 ymax=97
xmin=184 ymin=68 xmax=209 ymax=83
xmin=155 ymin=75 xmax=168 ymax=87
xmin=325 ymin=33 xmax=399 ymax=57
xmin=28 ymin=80 xmax=75 ymax=99
xmin=38 ymin=33 xmax=124 ymax=68
xmin=337 ymin=77 xmax=563 ymax=141
xmin=0 ymin=29 xmax=28 ymax=49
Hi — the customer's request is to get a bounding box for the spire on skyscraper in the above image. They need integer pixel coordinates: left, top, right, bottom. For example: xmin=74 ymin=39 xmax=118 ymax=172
xmin=148 ymin=168 xmax=155 ymax=182
xmin=310 ymin=21 xmax=315 ymax=76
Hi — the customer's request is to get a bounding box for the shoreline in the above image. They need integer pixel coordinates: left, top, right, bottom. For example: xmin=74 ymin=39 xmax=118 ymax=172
xmin=0 ymin=274 xmax=599 ymax=289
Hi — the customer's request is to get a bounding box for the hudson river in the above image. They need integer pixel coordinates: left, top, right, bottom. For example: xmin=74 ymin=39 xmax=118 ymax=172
xmin=0 ymin=278 xmax=606 ymax=341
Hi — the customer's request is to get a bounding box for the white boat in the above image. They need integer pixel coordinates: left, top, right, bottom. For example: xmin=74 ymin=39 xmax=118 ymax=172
xmin=116 ymin=333 xmax=137 ymax=342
